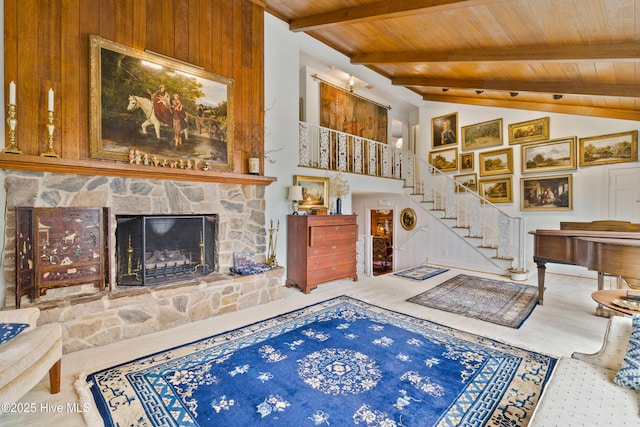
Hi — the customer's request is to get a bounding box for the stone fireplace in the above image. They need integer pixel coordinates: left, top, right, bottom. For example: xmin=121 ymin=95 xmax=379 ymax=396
xmin=2 ymin=170 xmax=283 ymax=353
xmin=116 ymin=214 xmax=217 ymax=286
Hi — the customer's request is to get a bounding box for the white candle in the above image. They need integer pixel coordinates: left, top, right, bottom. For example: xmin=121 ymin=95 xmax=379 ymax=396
xmin=48 ymin=88 xmax=54 ymax=112
xmin=9 ymin=81 xmax=15 ymax=105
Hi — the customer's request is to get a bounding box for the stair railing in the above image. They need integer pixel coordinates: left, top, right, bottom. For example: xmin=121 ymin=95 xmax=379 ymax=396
xmin=298 ymin=122 xmax=526 ymax=273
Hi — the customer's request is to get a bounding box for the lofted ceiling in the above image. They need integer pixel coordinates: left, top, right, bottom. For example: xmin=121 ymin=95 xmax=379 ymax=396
xmin=262 ymin=0 xmax=640 ymax=121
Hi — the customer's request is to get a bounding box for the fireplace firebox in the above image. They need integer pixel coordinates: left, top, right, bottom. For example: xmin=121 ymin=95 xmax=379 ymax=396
xmin=116 ymin=214 xmax=217 ymax=286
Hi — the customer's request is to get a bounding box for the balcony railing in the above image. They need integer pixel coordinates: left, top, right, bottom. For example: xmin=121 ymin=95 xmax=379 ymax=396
xmin=298 ymin=122 xmax=526 ymax=274
xmin=298 ymin=122 xmax=412 ymax=180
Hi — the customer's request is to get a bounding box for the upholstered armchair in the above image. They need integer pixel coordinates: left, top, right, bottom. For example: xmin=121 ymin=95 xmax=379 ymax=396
xmin=0 ymin=307 xmax=62 ymax=414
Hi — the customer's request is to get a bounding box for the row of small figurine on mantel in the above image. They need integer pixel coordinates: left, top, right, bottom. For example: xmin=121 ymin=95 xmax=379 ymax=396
xmin=127 ymin=148 xmax=217 ymax=171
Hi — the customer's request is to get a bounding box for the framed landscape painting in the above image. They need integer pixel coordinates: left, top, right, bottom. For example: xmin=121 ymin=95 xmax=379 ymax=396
xmin=478 ymin=177 xmax=512 ymax=203
xmin=508 ymin=117 xmax=549 ymax=145
xmin=521 ymin=137 xmax=577 ymax=174
xmin=89 ymin=35 xmax=234 ymax=169
xmin=578 ymin=130 xmax=638 ymax=167
xmin=461 ymin=118 xmax=502 ymax=150
xmin=294 ymin=175 xmax=329 ymax=211
xmin=454 ymin=173 xmax=478 ymax=193
xmin=479 ymin=147 xmax=513 ymax=177
xmin=429 ymin=147 xmax=458 ymax=172
xmin=520 ymin=174 xmax=573 ymax=211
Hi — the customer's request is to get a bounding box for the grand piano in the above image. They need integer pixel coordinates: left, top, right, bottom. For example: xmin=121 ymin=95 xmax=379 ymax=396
xmin=530 ymin=220 xmax=640 ymax=306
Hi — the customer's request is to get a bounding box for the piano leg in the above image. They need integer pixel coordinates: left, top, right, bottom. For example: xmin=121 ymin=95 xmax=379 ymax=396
xmin=594 ymin=272 xmax=622 ymax=318
xmin=536 ymin=261 xmax=546 ymax=305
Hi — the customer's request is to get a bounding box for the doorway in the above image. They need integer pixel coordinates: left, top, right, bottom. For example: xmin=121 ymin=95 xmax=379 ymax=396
xmin=371 ymin=209 xmax=393 ymax=275
xmin=608 ymin=166 xmax=640 ymax=222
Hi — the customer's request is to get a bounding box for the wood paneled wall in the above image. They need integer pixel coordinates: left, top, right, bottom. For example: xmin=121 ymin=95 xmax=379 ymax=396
xmin=4 ymin=0 xmax=264 ymax=175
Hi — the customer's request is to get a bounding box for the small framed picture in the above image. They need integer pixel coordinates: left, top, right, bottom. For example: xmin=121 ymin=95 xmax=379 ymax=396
xmin=508 ymin=117 xmax=550 ymax=145
xmin=459 ymin=152 xmax=474 ymax=171
xmin=294 ymin=175 xmax=329 ymax=211
xmin=520 ymin=174 xmax=573 ymax=211
xmin=479 ymin=147 xmax=513 ymax=177
xmin=431 ymin=112 xmax=458 ymax=149
xmin=461 ymin=118 xmax=503 ymax=151
xmin=454 ymin=173 xmax=478 ymax=193
xmin=479 ymin=177 xmax=512 ymax=203
xmin=400 ymin=208 xmax=417 ymax=231
xmin=578 ymin=130 xmax=638 ymax=167
xmin=429 ymin=147 xmax=458 ymax=172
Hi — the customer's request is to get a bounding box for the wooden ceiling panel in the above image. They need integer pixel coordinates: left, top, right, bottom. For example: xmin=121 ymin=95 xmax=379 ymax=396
xmin=265 ymin=0 xmax=640 ymax=120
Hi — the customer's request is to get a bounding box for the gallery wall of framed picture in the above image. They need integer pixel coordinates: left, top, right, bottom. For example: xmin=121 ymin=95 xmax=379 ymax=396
xmin=429 ymin=112 xmax=639 ymax=211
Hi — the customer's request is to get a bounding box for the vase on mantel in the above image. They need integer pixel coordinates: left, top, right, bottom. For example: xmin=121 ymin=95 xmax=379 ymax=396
xmin=248 ymin=157 xmax=260 ymax=175
xmin=336 ymin=198 xmax=342 ymax=215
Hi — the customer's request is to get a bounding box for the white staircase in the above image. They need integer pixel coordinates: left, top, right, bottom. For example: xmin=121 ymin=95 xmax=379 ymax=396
xmin=298 ymin=122 xmax=527 ymax=275
xmin=404 ymin=158 xmax=525 ymax=274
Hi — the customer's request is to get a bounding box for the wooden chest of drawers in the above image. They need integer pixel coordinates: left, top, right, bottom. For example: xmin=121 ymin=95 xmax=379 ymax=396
xmin=286 ymin=214 xmax=358 ymax=294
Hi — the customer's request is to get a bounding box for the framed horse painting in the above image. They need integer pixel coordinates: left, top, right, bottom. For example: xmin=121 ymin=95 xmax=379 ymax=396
xmin=89 ymin=35 xmax=234 ymax=170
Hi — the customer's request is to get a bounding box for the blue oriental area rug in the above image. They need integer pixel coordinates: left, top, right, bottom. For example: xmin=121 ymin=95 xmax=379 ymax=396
xmin=83 ymin=296 xmax=556 ymax=426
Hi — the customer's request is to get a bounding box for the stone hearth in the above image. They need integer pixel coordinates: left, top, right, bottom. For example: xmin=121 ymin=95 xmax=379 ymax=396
xmin=1 ymin=170 xmax=283 ymax=352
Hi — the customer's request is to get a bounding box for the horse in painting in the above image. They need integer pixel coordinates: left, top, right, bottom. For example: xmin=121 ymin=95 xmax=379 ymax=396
xmin=127 ymin=95 xmax=163 ymax=139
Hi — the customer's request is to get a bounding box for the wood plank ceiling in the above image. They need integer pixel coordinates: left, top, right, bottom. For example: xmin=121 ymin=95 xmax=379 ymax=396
xmin=263 ymin=0 xmax=640 ymax=121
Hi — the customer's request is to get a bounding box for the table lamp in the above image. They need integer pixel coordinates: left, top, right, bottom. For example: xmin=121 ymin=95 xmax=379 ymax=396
xmin=288 ymin=185 xmax=303 ymax=215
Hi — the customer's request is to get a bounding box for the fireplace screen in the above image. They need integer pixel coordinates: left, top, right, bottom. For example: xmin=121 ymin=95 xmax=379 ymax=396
xmin=116 ymin=215 xmax=217 ymax=286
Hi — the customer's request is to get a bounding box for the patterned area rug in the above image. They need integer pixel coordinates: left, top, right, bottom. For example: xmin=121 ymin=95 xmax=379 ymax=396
xmin=407 ymin=274 xmax=539 ymax=328
xmin=82 ymin=296 xmax=555 ymax=426
xmin=393 ymin=265 xmax=449 ymax=281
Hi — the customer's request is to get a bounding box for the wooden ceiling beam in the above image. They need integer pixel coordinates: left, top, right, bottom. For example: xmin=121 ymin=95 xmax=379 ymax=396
xmin=422 ymin=94 xmax=640 ymax=121
xmin=352 ymin=42 xmax=640 ymax=64
xmin=393 ymin=77 xmax=640 ymax=98
xmin=288 ymin=0 xmax=482 ymax=32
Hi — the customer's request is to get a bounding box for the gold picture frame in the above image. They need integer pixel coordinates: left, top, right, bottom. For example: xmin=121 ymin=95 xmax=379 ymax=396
xmin=578 ymin=130 xmax=638 ymax=167
xmin=508 ymin=117 xmax=550 ymax=145
xmin=431 ymin=112 xmax=458 ymax=149
xmin=479 ymin=147 xmax=513 ymax=177
xmin=89 ymin=35 xmax=235 ymax=169
xmin=521 ymin=174 xmax=573 ymax=211
xmin=459 ymin=152 xmax=474 ymax=171
xmin=429 ymin=147 xmax=458 ymax=172
xmin=461 ymin=118 xmax=503 ymax=150
xmin=294 ymin=175 xmax=330 ymax=211
xmin=454 ymin=173 xmax=478 ymax=193
xmin=400 ymin=208 xmax=417 ymax=231
xmin=521 ymin=137 xmax=577 ymax=174
xmin=479 ymin=177 xmax=512 ymax=203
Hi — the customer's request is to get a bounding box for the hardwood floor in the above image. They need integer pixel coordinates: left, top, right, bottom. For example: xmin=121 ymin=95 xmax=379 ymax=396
xmin=1 ymin=266 xmax=614 ymax=426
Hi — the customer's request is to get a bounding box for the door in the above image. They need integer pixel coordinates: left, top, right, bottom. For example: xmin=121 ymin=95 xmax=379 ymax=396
xmin=608 ymin=166 xmax=640 ymax=222
xmin=370 ymin=209 xmax=393 ymax=275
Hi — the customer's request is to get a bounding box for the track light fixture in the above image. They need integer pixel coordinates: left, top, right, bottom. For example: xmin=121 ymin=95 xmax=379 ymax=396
xmin=510 ymin=92 xmax=519 ymax=97
xmin=475 ymin=90 xmax=484 ymax=94
xmin=442 ymin=88 xmax=449 ymax=92
xmin=553 ymin=94 xmax=563 ymax=100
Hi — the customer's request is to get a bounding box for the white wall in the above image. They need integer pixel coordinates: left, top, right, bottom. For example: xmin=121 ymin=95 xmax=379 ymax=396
xmin=264 ymin=14 xmax=420 ymax=276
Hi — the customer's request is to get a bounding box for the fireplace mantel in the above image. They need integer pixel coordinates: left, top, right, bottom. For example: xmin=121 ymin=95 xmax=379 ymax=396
xmin=0 ymin=153 xmax=276 ymax=186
